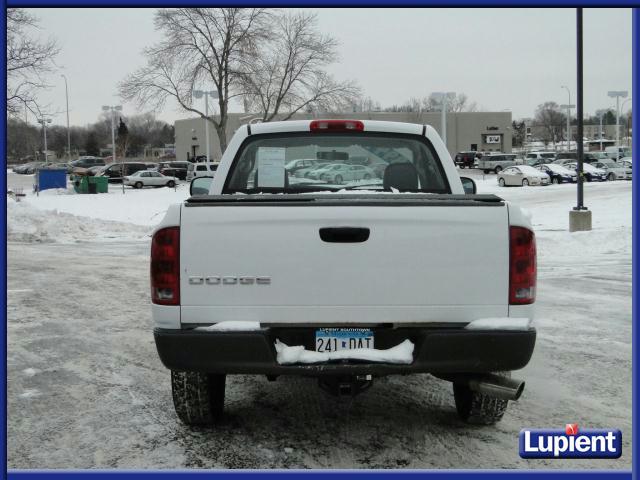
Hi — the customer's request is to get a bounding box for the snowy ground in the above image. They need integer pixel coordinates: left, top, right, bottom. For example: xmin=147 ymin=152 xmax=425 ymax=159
xmin=6 ymin=171 xmax=632 ymax=469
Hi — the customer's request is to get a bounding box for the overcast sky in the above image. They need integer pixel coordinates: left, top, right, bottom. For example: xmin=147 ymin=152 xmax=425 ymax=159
xmin=27 ymin=8 xmax=632 ymax=127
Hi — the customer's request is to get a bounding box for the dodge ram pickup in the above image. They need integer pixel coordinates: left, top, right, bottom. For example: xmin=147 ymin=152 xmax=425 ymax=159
xmin=151 ymin=119 xmax=537 ymax=426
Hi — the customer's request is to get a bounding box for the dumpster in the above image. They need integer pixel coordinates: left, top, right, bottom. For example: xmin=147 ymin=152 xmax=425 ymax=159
xmin=36 ymin=168 xmax=67 ymax=193
xmin=72 ymin=175 xmax=108 ymax=194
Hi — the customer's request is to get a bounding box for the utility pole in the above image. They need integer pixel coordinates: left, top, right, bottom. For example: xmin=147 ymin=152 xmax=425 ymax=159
xmin=560 ymin=86 xmax=574 ymax=151
xmin=61 ymin=74 xmax=71 ymax=159
xmin=433 ymin=92 xmax=455 ymax=151
xmin=102 ymin=105 xmax=123 ymax=193
xmin=608 ymin=90 xmax=628 ymax=149
xmin=193 ymin=89 xmax=219 ymax=171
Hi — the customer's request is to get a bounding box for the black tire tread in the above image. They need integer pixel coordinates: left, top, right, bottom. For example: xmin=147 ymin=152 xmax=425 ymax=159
xmin=453 ymin=372 xmax=510 ymax=425
xmin=171 ymin=371 xmax=225 ymax=426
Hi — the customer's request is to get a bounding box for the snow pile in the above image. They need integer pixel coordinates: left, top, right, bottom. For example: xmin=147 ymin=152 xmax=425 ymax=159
xmin=195 ymin=321 xmax=261 ymax=332
xmin=17 ymin=183 xmax=190 ymax=226
xmin=7 ymin=197 xmax=151 ymax=244
xmin=274 ymin=339 xmax=414 ymax=365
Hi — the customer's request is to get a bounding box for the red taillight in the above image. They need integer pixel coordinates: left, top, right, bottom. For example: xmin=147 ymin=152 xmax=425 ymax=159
xmin=509 ymin=226 xmax=536 ymax=305
xmin=310 ymin=120 xmax=364 ymax=132
xmin=151 ymin=226 xmax=180 ymax=305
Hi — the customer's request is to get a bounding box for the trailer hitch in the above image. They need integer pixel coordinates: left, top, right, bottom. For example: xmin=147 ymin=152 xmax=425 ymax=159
xmin=318 ymin=375 xmax=373 ymax=397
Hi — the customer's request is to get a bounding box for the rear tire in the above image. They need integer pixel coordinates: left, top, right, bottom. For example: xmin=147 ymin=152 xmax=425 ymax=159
xmin=134 ymin=181 xmax=143 ymax=189
xmin=522 ymin=179 xmax=529 ymax=186
xmin=171 ymin=371 xmax=226 ymax=426
xmin=453 ymin=372 xmax=510 ymax=425
xmin=494 ymin=166 xmax=502 ymax=174
xmin=167 ymin=180 xmax=176 ymax=188
xmin=334 ymin=175 xmax=343 ymax=184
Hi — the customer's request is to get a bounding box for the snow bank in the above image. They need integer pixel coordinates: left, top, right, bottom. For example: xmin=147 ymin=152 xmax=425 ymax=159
xmin=274 ymin=339 xmax=414 ymax=365
xmin=16 ymin=182 xmax=190 ymax=226
xmin=7 ymin=197 xmax=150 ymax=244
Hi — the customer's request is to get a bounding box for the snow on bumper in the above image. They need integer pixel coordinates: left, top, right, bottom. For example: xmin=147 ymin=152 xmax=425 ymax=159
xmin=274 ymin=339 xmax=414 ymax=365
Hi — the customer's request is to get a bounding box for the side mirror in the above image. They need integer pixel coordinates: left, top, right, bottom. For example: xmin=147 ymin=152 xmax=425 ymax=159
xmin=190 ymin=176 xmax=214 ymax=196
xmin=460 ymin=177 xmax=477 ymax=195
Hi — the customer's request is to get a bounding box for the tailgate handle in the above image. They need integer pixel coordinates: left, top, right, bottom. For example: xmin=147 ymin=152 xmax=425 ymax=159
xmin=319 ymin=227 xmax=370 ymax=243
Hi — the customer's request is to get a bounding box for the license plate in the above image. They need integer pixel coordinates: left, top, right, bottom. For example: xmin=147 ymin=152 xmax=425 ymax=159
xmin=315 ymin=328 xmax=374 ymax=352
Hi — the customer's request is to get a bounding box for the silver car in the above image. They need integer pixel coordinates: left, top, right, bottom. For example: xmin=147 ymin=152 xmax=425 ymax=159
xmin=311 ymin=163 xmax=376 ymax=184
xmin=592 ymin=159 xmax=632 ymax=180
xmin=498 ymin=165 xmax=550 ymax=187
xmin=124 ymin=170 xmax=179 ymax=188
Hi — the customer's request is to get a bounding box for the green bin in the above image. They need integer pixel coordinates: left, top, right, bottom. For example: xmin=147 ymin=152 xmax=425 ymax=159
xmin=72 ymin=175 xmax=108 ymax=194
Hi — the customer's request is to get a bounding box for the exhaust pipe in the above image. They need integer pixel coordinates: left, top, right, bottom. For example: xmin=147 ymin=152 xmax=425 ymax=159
xmin=433 ymin=373 xmax=525 ymax=401
xmin=466 ymin=373 xmax=525 ymax=401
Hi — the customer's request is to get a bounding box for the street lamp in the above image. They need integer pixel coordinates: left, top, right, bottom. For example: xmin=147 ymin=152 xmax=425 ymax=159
xmin=595 ymin=108 xmax=614 ymax=142
xmin=432 ymin=92 xmax=456 ymax=149
xmin=102 ymin=105 xmax=123 ymax=193
xmin=193 ymin=89 xmax=219 ymax=170
xmin=620 ymin=97 xmax=632 ymax=146
xmin=607 ymin=90 xmax=628 ymax=147
xmin=61 ymin=74 xmax=71 ymax=159
xmin=37 ymin=117 xmax=52 ymax=162
xmin=560 ymin=85 xmax=574 ymax=151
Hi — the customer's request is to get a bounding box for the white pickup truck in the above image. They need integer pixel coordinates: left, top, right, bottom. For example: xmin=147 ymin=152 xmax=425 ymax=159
xmin=151 ymin=119 xmax=537 ymax=426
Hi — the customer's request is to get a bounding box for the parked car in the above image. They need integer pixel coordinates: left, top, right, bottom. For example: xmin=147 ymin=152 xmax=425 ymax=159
xmin=86 ymin=165 xmax=105 ymax=176
xmin=497 ymin=165 xmax=550 ymax=187
xmin=69 ymin=156 xmax=106 ymax=169
xmin=564 ymin=162 xmax=607 ymax=182
xmin=96 ymin=162 xmax=157 ymax=183
xmin=285 ymin=159 xmax=320 ymax=176
xmin=307 ymin=163 xmax=376 ymax=184
xmin=124 ymin=170 xmax=179 ymax=188
xmin=605 ymin=146 xmax=631 ymax=160
xmin=152 ymin=119 xmax=537 ymax=426
xmin=475 ymin=153 xmax=518 ymax=174
xmin=534 ymin=163 xmax=577 ymax=184
xmin=525 ymin=152 xmax=557 ymax=164
xmin=186 ymin=162 xmax=219 ymax=182
xmin=592 ymin=159 xmax=632 ymax=181
xmin=454 ymin=151 xmax=478 ymax=169
xmin=14 ymin=162 xmax=45 ymax=174
xmin=159 ymin=161 xmax=191 ymax=180
xmin=619 ymin=157 xmax=632 ymax=170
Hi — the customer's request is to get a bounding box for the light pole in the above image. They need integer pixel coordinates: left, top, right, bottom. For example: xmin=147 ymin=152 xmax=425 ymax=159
xmin=607 ymin=90 xmax=628 ymax=147
xmin=596 ymin=108 xmax=614 ymax=143
xmin=432 ymin=92 xmax=455 ymax=150
xmin=61 ymin=74 xmax=71 ymax=159
xmin=102 ymin=105 xmax=123 ymax=193
xmin=193 ymin=89 xmax=219 ymax=171
xmin=560 ymin=85 xmax=574 ymax=151
xmin=620 ymin=97 xmax=632 ymax=146
xmin=37 ymin=117 xmax=52 ymax=161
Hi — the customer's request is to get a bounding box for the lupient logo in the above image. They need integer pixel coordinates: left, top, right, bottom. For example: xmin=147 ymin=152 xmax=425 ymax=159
xmin=519 ymin=425 xmax=622 ymax=459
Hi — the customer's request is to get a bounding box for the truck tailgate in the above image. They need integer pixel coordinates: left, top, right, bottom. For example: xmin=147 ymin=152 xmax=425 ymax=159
xmin=179 ymin=198 xmax=509 ymax=325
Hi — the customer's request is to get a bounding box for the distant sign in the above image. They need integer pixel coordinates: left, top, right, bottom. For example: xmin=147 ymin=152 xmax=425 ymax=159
xmin=485 ymin=135 xmax=501 ymax=144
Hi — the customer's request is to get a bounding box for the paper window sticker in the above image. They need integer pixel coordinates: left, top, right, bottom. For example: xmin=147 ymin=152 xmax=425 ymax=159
xmin=257 ymin=147 xmax=286 ymax=187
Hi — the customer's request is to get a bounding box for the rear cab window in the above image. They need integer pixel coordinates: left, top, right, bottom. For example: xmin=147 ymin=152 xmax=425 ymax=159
xmin=223 ymin=132 xmax=450 ymax=194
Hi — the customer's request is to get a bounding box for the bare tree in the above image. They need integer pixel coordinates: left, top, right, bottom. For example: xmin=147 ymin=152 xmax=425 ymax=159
xmin=119 ymin=8 xmax=271 ymax=153
xmin=239 ymin=12 xmax=360 ymax=122
xmin=421 ymin=93 xmax=477 ymax=113
xmin=6 ymin=9 xmax=59 ymax=117
xmin=534 ymin=101 xmax=566 ymax=147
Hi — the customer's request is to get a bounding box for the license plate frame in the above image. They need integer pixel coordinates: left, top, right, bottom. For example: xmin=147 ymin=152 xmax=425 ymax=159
xmin=315 ymin=328 xmax=374 ymax=353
